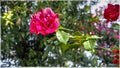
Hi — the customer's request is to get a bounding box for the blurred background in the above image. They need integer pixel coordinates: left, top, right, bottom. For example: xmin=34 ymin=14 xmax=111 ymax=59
xmin=0 ymin=0 xmax=120 ymax=67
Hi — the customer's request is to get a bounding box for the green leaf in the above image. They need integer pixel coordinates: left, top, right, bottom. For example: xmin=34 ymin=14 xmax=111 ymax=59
xmin=92 ymin=16 xmax=99 ymax=22
xmin=86 ymin=35 xmax=100 ymax=40
xmin=47 ymin=36 xmax=56 ymax=43
xmin=83 ymin=41 xmax=91 ymax=49
xmin=56 ymin=30 xmax=69 ymax=44
xmin=58 ymin=26 xmax=73 ymax=31
xmin=83 ymin=40 xmax=97 ymax=50
xmin=42 ymin=45 xmax=51 ymax=61
xmin=91 ymin=57 xmax=98 ymax=66
xmin=73 ymin=31 xmax=82 ymax=36
xmin=29 ymin=49 xmax=36 ymax=58
xmin=61 ymin=44 xmax=69 ymax=53
xmin=111 ymin=23 xmax=120 ymax=30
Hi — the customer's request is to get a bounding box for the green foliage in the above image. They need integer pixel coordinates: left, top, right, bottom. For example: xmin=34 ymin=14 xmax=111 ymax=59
xmin=1 ymin=1 xmax=119 ymax=67
xmin=111 ymin=23 xmax=120 ymax=30
xmin=83 ymin=40 xmax=96 ymax=52
xmin=56 ymin=30 xmax=69 ymax=44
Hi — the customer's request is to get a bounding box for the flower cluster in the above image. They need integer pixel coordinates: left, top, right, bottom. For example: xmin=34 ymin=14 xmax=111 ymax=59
xmin=2 ymin=11 xmax=14 ymax=26
xmin=112 ymin=49 xmax=119 ymax=64
xmin=30 ymin=8 xmax=59 ymax=35
xmin=104 ymin=4 xmax=119 ymax=22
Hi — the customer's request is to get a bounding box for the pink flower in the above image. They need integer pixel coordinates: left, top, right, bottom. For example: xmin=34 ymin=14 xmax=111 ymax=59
xmin=96 ymin=26 xmax=104 ymax=31
xmin=115 ymin=35 xmax=120 ymax=39
xmin=30 ymin=8 xmax=59 ymax=35
xmin=106 ymin=51 xmax=111 ymax=55
xmin=97 ymin=50 xmax=102 ymax=54
xmin=81 ymin=27 xmax=85 ymax=31
xmin=106 ymin=30 xmax=110 ymax=35
xmin=90 ymin=31 xmax=95 ymax=35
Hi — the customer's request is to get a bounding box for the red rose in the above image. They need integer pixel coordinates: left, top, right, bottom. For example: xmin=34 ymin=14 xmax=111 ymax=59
xmin=112 ymin=49 xmax=119 ymax=64
xmin=112 ymin=59 xmax=119 ymax=64
xmin=114 ymin=55 xmax=119 ymax=59
xmin=30 ymin=8 xmax=59 ymax=35
xmin=113 ymin=49 xmax=119 ymax=54
xmin=104 ymin=4 xmax=120 ymax=22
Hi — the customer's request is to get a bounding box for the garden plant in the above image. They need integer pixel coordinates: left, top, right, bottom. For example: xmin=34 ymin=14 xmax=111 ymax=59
xmin=1 ymin=0 xmax=120 ymax=67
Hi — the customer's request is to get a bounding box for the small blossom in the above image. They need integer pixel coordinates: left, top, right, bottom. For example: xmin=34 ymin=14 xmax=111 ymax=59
xmin=90 ymin=31 xmax=95 ymax=35
xmin=106 ymin=51 xmax=110 ymax=55
xmin=2 ymin=10 xmax=14 ymax=26
xmin=81 ymin=27 xmax=85 ymax=31
xmin=2 ymin=11 xmax=13 ymax=20
xmin=97 ymin=50 xmax=102 ymax=54
xmin=5 ymin=21 xmax=14 ymax=26
xmin=115 ymin=35 xmax=120 ymax=39
xmin=96 ymin=26 xmax=104 ymax=31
